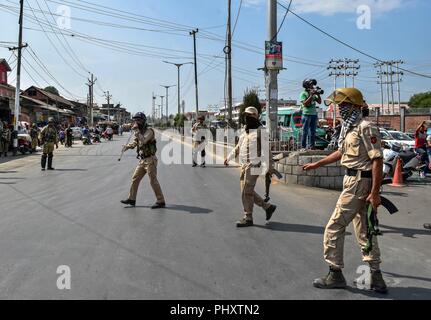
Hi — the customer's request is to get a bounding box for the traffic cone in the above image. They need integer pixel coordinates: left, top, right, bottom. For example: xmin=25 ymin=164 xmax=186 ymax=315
xmin=390 ymin=157 xmax=405 ymax=187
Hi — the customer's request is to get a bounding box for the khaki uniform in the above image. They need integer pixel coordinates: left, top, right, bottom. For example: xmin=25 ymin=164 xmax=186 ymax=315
xmin=192 ymin=122 xmax=208 ymax=165
xmin=0 ymin=126 xmax=11 ymax=156
xmin=227 ymin=127 xmax=272 ymax=217
xmin=324 ymin=119 xmax=383 ymax=269
xmin=39 ymin=125 xmax=58 ymax=169
xmin=30 ymin=127 xmax=39 ymax=151
xmin=127 ymin=128 xmax=165 ymax=204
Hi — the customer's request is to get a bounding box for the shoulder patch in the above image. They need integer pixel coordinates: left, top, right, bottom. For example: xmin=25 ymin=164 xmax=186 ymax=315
xmin=371 ymin=136 xmax=378 ymax=144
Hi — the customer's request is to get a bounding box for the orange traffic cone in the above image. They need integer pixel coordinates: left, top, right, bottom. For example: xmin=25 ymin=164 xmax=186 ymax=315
xmin=390 ymin=157 xmax=405 ymax=187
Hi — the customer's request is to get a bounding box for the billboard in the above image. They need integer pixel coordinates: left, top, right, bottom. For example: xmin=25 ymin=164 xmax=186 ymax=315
xmin=265 ymin=41 xmax=283 ymax=70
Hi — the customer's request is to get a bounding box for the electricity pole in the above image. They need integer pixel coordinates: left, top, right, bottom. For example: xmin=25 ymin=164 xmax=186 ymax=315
xmin=226 ymin=0 xmax=233 ymax=123
xmin=86 ymin=73 xmax=96 ymax=126
xmin=10 ymin=0 xmax=27 ymax=129
xmin=266 ymin=0 xmax=279 ymax=140
xmin=163 ymin=61 xmax=192 ymax=115
xmin=190 ymin=29 xmax=199 ymax=119
xmin=161 ymin=85 xmax=176 ymax=125
xmin=104 ymin=91 xmax=112 ymax=121
xmin=328 ymin=60 xmax=344 ymax=127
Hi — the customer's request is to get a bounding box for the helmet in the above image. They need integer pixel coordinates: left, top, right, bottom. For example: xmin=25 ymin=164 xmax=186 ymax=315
xmin=198 ymin=115 xmax=205 ymax=121
xmin=32 ymin=123 xmax=37 ymax=128
xmin=132 ymin=112 xmax=147 ymax=122
xmin=303 ymin=79 xmax=317 ymax=89
xmin=244 ymin=106 xmax=259 ymax=119
xmin=48 ymin=117 xmax=55 ymax=123
xmin=427 ymin=135 xmax=431 ymax=142
xmin=324 ymin=88 xmax=364 ymax=107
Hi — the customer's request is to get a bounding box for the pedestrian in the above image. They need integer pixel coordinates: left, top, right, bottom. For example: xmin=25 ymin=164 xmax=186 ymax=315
xmin=39 ymin=117 xmax=59 ymax=171
xmin=119 ymin=125 xmax=123 ymax=136
xmin=303 ymin=88 xmax=387 ymax=294
xmin=0 ymin=121 xmax=11 ymax=157
xmin=300 ymin=79 xmax=322 ymax=150
xmin=192 ymin=115 xmax=207 ymax=167
xmin=30 ymin=123 xmax=39 ymax=152
xmin=415 ymin=121 xmax=429 ymax=179
xmin=59 ymin=127 xmax=65 ymax=145
xmin=224 ymin=107 xmax=277 ymax=228
xmin=120 ymin=112 xmax=165 ymax=209
xmin=65 ymin=125 xmax=73 ymax=148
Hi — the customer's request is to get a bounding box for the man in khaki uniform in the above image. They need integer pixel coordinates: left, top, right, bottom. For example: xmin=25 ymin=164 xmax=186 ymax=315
xmin=39 ymin=118 xmax=59 ymax=171
xmin=121 ymin=112 xmax=165 ymax=208
xmin=303 ymin=88 xmax=387 ymax=293
xmin=192 ymin=115 xmax=208 ymax=167
xmin=30 ymin=123 xmax=39 ymax=152
xmin=224 ymin=107 xmax=277 ymax=227
xmin=0 ymin=121 xmax=11 ymax=157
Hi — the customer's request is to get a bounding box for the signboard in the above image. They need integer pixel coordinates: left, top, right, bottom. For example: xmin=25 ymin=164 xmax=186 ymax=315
xmin=265 ymin=41 xmax=283 ymax=70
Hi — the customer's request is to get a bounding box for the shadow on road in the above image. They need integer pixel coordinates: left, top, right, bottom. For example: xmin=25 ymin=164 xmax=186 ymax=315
xmin=380 ymin=224 xmax=431 ymax=238
xmin=346 ymin=285 xmax=431 ymax=299
xmin=383 ymin=271 xmax=431 ymax=283
xmin=0 ymin=171 xmax=18 ymax=174
xmin=125 ymin=204 xmax=213 ymax=214
xmin=255 ymin=222 xmax=352 ymax=236
xmin=381 ymin=191 xmax=409 ymax=197
xmin=0 ymin=177 xmax=26 ymax=180
xmin=55 ymin=169 xmax=88 ymax=172
xmin=0 ymin=182 xmax=17 ymax=185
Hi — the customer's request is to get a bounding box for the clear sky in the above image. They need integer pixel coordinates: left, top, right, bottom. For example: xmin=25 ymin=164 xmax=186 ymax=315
xmin=1 ymin=0 xmax=430 ymax=115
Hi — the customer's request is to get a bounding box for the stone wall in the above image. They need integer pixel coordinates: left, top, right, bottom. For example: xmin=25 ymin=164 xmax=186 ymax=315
xmin=275 ymin=151 xmax=344 ymax=190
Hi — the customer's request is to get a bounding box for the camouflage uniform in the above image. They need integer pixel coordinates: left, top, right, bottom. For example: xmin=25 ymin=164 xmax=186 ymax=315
xmin=39 ymin=125 xmax=58 ymax=170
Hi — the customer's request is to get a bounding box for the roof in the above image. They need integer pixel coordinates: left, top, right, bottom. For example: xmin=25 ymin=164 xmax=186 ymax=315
xmin=25 ymin=86 xmax=75 ymax=108
xmin=0 ymin=59 xmax=12 ymax=71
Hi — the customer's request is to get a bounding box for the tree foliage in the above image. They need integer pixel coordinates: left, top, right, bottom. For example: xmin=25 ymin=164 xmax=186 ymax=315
xmin=408 ymin=91 xmax=431 ymax=108
xmin=239 ymin=89 xmax=262 ymax=125
xmin=44 ymin=86 xmax=59 ymax=95
xmin=174 ymin=113 xmax=187 ymax=128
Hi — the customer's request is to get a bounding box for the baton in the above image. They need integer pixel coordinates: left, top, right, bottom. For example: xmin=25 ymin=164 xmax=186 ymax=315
xmin=118 ymin=132 xmax=134 ymax=162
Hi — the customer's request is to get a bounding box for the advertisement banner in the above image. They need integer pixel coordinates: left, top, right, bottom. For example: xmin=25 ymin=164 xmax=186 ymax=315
xmin=265 ymin=41 xmax=283 ymax=70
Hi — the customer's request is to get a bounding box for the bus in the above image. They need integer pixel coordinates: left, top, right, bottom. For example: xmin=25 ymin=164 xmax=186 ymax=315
xmin=261 ymin=107 xmax=329 ymax=149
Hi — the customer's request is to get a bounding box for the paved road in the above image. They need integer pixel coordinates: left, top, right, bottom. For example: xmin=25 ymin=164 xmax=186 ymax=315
xmin=0 ymin=131 xmax=430 ymax=299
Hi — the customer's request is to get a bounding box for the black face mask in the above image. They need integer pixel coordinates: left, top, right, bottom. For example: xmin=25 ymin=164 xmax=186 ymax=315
xmin=245 ymin=116 xmax=260 ymax=132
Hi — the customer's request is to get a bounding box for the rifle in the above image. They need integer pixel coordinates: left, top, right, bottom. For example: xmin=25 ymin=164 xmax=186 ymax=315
xmin=118 ymin=131 xmax=134 ymax=162
xmin=264 ymin=167 xmax=283 ymax=203
xmin=363 ymin=196 xmax=398 ymax=255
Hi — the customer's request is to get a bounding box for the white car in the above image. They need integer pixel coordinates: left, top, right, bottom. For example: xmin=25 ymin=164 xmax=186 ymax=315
xmin=379 ymin=128 xmax=414 ymax=150
xmin=71 ymin=127 xmax=82 ymax=139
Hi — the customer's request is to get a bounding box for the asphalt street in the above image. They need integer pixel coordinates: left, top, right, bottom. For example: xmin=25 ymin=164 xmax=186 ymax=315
xmin=0 ymin=131 xmax=430 ymax=299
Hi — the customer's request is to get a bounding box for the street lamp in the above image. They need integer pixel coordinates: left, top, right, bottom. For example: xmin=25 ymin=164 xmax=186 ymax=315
xmin=163 ymin=61 xmax=193 ymax=115
xmin=161 ymin=85 xmax=176 ymax=126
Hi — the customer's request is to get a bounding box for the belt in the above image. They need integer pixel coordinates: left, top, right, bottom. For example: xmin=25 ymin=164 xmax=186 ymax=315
xmin=345 ymin=168 xmax=372 ymax=178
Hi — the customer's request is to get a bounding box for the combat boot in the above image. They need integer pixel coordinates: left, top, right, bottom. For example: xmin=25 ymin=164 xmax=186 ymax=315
xmin=265 ymin=205 xmax=277 ymax=221
xmin=41 ymin=154 xmax=47 ymax=171
xmin=200 ymin=161 xmax=206 ymax=168
xmin=371 ymin=270 xmax=388 ymax=294
xmin=192 ymin=161 xmax=198 ymax=167
xmin=151 ymin=202 xmax=166 ymax=209
xmin=313 ymin=267 xmax=347 ymax=289
xmin=121 ymin=199 xmax=136 ymax=207
xmin=236 ymin=217 xmax=254 ymax=228
xmin=47 ymin=156 xmax=55 ymax=170
xmin=424 ymin=223 xmax=431 ymax=230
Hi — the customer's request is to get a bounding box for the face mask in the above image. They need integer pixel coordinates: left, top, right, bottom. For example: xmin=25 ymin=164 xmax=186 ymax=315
xmin=245 ymin=116 xmax=259 ymax=130
xmin=339 ymin=105 xmax=353 ymax=121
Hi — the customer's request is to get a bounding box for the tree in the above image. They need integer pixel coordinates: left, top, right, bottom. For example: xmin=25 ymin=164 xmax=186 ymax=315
xmin=239 ymin=89 xmax=262 ymax=125
xmin=408 ymin=91 xmax=431 ymax=108
xmin=44 ymin=86 xmax=59 ymax=95
xmin=174 ymin=113 xmax=187 ymax=128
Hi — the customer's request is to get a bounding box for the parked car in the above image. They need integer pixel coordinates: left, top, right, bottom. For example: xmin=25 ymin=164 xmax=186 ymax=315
xmin=71 ymin=127 xmax=82 ymax=139
xmin=388 ymin=130 xmax=415 ymax=149
xmin=379 ymin=128 xmax=414 ymax=150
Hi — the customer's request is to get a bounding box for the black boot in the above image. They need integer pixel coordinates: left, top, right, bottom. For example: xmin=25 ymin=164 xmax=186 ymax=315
xmin=41 ymin=154 xmax=47 ymax=171
xmin=47 ymin=155 xmax=55 ymax=170
xmin=236 ymin=217 xmax=254 ymax=228
xmin=265 ymin=205 xmax=277 ymax=222
xmin=424 ymin=223 xmax=431 ymax=230
xmin=313 ymin=267 xmax=347 ymax=289
xmin=371 ymin=270 xmax=388 ymax=294
xmin=151 ymin=202 xmax=166 ymax=209
xmin=121 ymin=199 xmax=136 ymax=207
xmin=192 ymin=161 xmax=198 ymax=167
xmin=200 ymin=161 xmax=206 ymax=168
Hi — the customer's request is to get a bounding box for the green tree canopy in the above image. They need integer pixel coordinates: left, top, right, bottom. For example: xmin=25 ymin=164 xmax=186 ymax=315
xmin=239 ymin=89 xmax=262 ymax=125
xmin=44 ymin=86 xmax=59 ymax=96
xmin=408 ymin=91 xmax=431 ymax=108
xmin=174 ymin=113 xmax=187 ymax=128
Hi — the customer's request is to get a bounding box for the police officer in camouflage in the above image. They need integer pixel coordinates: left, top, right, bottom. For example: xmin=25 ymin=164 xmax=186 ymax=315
xmin=39 ymin=117 xmax=59 ymax=171
xmin=303 ymin=88 xmax=387 ymax=294
xmin=121 ymin=112 xmax=166 ymax=208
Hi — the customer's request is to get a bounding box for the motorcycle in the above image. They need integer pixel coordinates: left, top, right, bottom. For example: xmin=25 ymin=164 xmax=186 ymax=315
xmin=17 ymin=133 xmax=32 ymax=155
xmin=383 ymin=142 xmax=422 ymax=181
